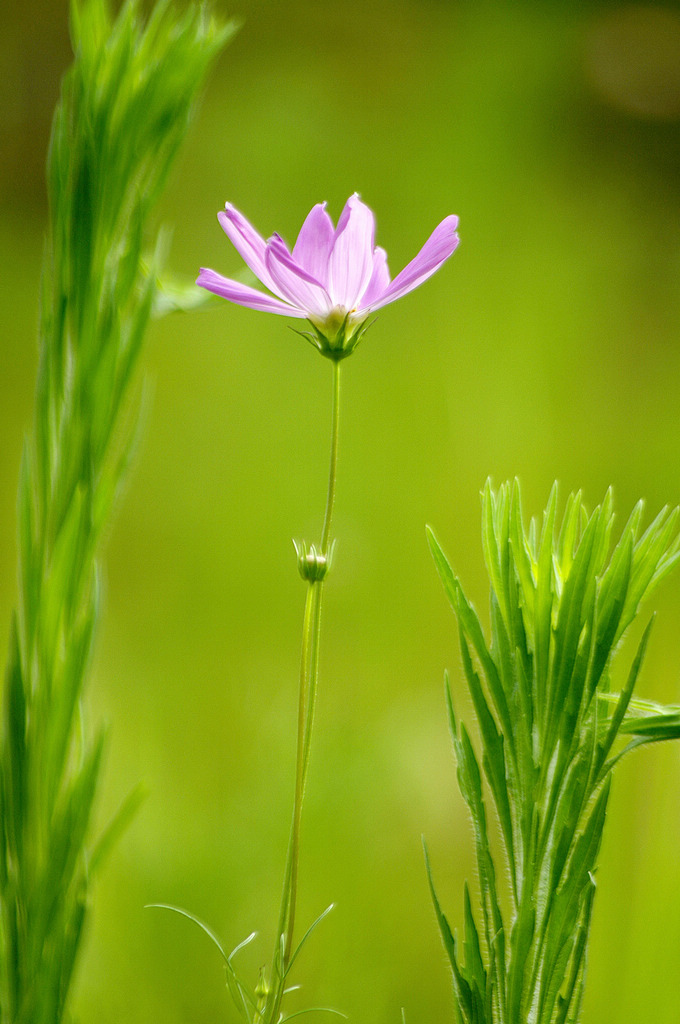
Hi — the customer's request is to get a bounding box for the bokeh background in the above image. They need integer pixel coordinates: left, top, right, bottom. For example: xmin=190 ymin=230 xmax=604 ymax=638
xmin=2 ymin=0 xmax=680 ymax=1021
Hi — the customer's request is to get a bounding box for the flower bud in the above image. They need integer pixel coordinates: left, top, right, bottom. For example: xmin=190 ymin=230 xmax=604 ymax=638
xmin=255 ymin=967 xmax=269 ymax=1013
xmin=293 ymin=539 xmax=334 ymax=582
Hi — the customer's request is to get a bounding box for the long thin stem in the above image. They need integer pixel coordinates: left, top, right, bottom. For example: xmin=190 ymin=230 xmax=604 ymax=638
xmin=320 ymin=359 xmax=341 ymax=555
xmin=270 ymin=359 xmax=342 ymax=1018
xmin=280 ymin=581 xmax=322 ymax=968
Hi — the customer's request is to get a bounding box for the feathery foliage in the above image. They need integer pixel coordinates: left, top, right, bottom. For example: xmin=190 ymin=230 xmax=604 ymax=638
xmin=0 ymin=2 xmax=233 ymax=1021
xmin=426 ymin=480 xmax=680 ymax=1024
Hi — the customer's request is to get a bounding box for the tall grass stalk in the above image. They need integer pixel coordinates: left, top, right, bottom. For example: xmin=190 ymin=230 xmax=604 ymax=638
xmin=0 ymin=2 xmax=233 ymax=1020
xmin=427 ymin=481 xmax=680 ymax=1024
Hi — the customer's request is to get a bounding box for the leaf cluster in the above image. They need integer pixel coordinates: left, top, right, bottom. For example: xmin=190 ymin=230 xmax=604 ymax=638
xmin=426 ymin=480 xmax=680 ymax=1024
xmin=148 ymin=902 xmax=344 ymax=1024
xmin=0 ymin=2 xmax=233 ymax=1021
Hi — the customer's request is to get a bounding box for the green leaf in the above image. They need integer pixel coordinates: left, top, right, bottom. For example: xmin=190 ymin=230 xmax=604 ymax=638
xmin=505 ymin=889 xmax=535 ymax=1023
xmin=147 ymin=903 xmax=259 ymax=1020
xmin=279 ymin=1008 xmax=347 ymax=1023
xmin=482 ymin=480 xmax=507 ymax=625
xmin=543 ymin=505 xmax=600 ymax=760
xmin=463 ymin=882 xmax=487 ymax=1003
xmin=508 ymin=482 xmax=535 ymax=634
xmin=620 ymin=713 xmax=680 ymax=741
xmin=534 ymin=482 xmax=558 ymax=711
xmin=593 ymin=616 xmax=654 ymax=780
xmin=538 ymin=779 xmax=610 ymax=1011
xmin=428 ymin=528 xmax=515 ymax=766
xmin=2 ymin=618 xmax=27 ymax=864
xmin=89 ymin=782 xmax=146 ymax=874
xmin=423 ymin=842 xmax=471 ymax=1024
xmin=620 ymin=506 xmax=680 ymax=639
xmin=554 ymin=873 xmax=596 ymax=1024
xmin=555 ymin=490 xmax=582 ymax=584
xmin=286 ymin=903 xmax=335 ymax=977
xmin=587 ymin=532 xmax=632 ymax=701
xmin=458 ymin=630 xmax=516 ymax=898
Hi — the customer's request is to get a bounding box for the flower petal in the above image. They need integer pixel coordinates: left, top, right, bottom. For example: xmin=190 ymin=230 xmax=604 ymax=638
xmin=367 ymin=215 xmax=460 ymax=311
xmin=265 ymin=236 xmax=332 ymax=319
xmin=196 ymin=268 xmax=306 ymax=317
xmin=328 ymin=194 xmax=375 ymax=308
xmin=356 ymin=246 xmax=390 ymax=309
xmin=292 ymin=202 xmax=335 ymax=287
xmin=218 ymin=204 xmax=280 ymax=294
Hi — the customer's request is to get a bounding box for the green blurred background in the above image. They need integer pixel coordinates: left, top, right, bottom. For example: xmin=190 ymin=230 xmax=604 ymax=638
xmin=2 ymin=0 xmax=680 ymax=1021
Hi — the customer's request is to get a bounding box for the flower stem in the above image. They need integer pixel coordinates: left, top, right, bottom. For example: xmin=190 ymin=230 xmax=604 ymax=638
xmin=321 ymin=359 xmax=341 ymax=556
xmin=270 ymin=360 xmax=342 ymax=1018
xmin=281 ymin=581 xmax=322 ymax=967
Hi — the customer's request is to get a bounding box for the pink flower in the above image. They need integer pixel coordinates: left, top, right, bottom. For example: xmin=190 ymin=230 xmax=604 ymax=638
xmin=197 ymin=194 xmax=459 ymax=358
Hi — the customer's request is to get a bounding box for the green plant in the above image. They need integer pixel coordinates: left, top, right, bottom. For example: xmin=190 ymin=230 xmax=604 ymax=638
xmin=427 ymin=481 xmax=680 ymax=1024
xmin=0 ymin=2 xmax=233 ymax=1020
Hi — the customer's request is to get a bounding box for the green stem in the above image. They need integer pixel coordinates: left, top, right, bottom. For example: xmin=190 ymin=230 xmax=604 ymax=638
xmin=270 ymin=359 xmax=342 ymax=1018
xmin=281 ymin=581 xmax=321 ymax=968
xmin=320 ymin=359 xmax=341 ymax=556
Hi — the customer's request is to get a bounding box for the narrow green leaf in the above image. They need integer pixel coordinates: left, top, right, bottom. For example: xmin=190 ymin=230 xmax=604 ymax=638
xmin=544 ymin=506 xmax=600 ymax=759
xmin=45 ymin=588 xmax=98 ymax=811
xmin=423 ymin=842 xmax=471 ymax=1024
xmin=539 ymin=779 xmax=610 ymax=1001
xmin=455 ymin=726 xmax=507 ymax=1017
xmin=2 ymin=618 xmax=27 ymax=864
xmin=556 ymin=491 xmax=582 ymax=584
xmin=463 ymin=882 xmax=486 ymax=1000
xmin=534 ymin=483 xmax=558 ymax=711
xmin=508 ymin=482 xmax=535 ymax=630
xmin=506 ymin=891 xmax=535 ymax=1023
xmin=620 ymin=506 xmax=680 ymax=639
xmin=428 ymin=527 xmax=515 ymax=766
xmin=46 ymin=730 xmax=105 ymax=908
xmin=146 ymin=901 xmax=259 ymax=1017
xmin=482 ymin=480 xmax=505 ymax=625
xmin=554 ymin=873 xmax=596 ymax=1024
xmin=587 ymin=532 xmax=632 ymax=700
xmin=54 ymin=879 xmax=88 ymax=1021
xmin=546 ymin=749 xmax=592 ymax=897
xmin=89 ymin=782 xmax=146 ymax=874
xmin=619 ymin=713 xmax=680 ymax=741
xmin=279 ymin=1008 xmax=347 ymax=1023
xmin=444 ymin=670 xmax=458 ymax=741
xmin=459 ymin=630 xmax=515 ymax=888
xmin=593 ymin=616 xmax=654 ymax=781
xmin=286 ymin=903 xmax=335 ymax=977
